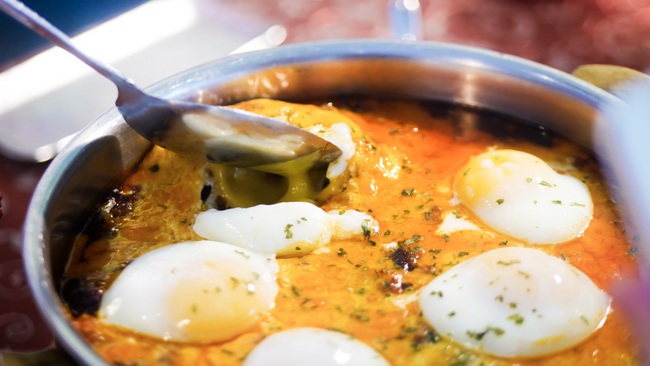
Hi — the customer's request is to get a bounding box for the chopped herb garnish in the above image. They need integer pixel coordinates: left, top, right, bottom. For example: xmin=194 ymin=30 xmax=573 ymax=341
xmin=551 ymin=200 xmax=562 ymax=205
xmin=570 ymin=202 xmax=586 ymax=207
xmin=496 ymin=198 xmax=505 ymax=205
xmin=404 ymin=234 xmax=423 ymax=245
xmin=361 ymin=220 xmax=372 ymax=238
xmin=496 ymin=259 xmax=521 ymax=266
xmin=402 ymin=188 xmax=415 ymax=196
xmin=284 ymin=223 xmax=294 ymax=239
xmin=234 ymin=250 xmax=250 ymax=259
xmin=507 ymin=314 xmax=525 ymax=325
xmin=291 ymin=285 xmax=301 ymax=297
xmin=466 ymin=326 xmax=505 ymax=341
xmin=539 ymin=180 xmax=553 ymax=188
xmin=352 ymin=314 xmax=370 ymax=322
xmin=337 ymin=248 xmax=347 ymax=256
xmin=517 ymin=270 xmax=531 ymax=279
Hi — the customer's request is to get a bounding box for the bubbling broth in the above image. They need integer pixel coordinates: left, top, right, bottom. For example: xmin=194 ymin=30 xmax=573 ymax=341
xmin=62 ymin=98 xmax=639 ymax=365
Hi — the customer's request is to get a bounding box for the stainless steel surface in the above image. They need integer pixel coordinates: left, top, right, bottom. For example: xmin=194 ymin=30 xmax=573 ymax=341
xmin=0 ymin=0 xmax=341 ymax=167
xmin=597 ymin=80 xmax=650 ymax=279
xmin=22 ymin=40 xmax=617 ymax=364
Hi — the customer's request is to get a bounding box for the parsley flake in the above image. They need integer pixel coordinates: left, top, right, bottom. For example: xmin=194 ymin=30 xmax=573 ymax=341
xmin=284 ymin=223 xmax=294 ymax=239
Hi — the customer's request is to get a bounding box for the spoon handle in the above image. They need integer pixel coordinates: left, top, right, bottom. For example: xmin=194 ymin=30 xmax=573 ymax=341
xmin=0 ymin=0 xmax=140 ymax=95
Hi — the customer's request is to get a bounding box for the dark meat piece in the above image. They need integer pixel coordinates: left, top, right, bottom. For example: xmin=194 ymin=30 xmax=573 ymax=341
xmin=391 ymin=247 xmax=419 ymax=271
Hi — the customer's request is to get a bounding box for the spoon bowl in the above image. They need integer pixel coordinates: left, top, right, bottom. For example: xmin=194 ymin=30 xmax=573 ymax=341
xmin=0 ymin=0 xmax=341 ymax=167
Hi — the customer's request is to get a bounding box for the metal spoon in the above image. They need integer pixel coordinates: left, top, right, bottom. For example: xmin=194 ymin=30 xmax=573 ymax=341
xmin=0 ymin=0 xmax=342 ymax=167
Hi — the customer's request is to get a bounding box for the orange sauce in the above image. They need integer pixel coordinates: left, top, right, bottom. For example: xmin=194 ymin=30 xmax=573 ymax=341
xmin=65 ymin=98 xmax=640 ymax=365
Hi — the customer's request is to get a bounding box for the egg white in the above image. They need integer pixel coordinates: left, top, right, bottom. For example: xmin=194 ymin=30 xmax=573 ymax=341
xmin=193 ymin=202 xmax=378 ymax=257
xmin=99 ymin=240 xmax=278 ymax=343
xmin=243 ymin=328 xmax=390 ymax=366
xmin=453 ymin=149 xmax=593 ymax=244
xmin=418 ymin=247 xmax=611 ymax=358
xmin=306 ymin=122 xmax=356 ymax=180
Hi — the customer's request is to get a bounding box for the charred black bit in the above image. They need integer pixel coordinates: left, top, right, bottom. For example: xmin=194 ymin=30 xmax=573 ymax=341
xmin=200 ymin=183 xmax=212 ymax=202
xmin=79 ymin=210 xmax=114 ymax=242
xmin=60 ymin=277 xmax=104 ymax=317
xmin=105 ymin=187 xmax=139 ymax=218
xmin=148 ymin=164 xmax=160 ymax=173
xmin=215 ymin=195 xmax=230 ymax=210
xmin=391 ymin=247 xmax=419 ymax=271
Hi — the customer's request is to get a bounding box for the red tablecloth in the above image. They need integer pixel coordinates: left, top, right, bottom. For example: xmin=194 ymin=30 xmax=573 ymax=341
xmin=2 ymin=0 xmax=650 ymax=358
